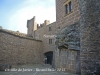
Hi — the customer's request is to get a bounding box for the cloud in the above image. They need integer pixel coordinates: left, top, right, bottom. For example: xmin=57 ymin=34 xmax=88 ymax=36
xmin=7 ymin=0 xmax=56 ymax=33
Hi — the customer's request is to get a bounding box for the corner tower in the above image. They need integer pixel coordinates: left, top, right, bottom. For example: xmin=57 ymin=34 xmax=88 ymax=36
xmin=27 ymin=16 xmax=37 ymax=38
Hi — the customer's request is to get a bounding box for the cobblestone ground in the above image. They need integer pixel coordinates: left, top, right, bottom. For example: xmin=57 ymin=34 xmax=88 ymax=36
xmin=0 ymin=64 xmax=78 ymax=75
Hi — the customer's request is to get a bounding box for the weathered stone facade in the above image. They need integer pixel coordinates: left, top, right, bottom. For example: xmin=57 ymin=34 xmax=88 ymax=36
xmin=34 ymin=22 xmax=57 ymax=53
xmin=54 ymin=0 xmax=81 ymax=74
xmin=0 ymin=29 xmax=43 ymax=65
xmin=33 ymin=21 xmax=57 ymax=66
xmin=26 ymin=0 xmax=81 ymax=69
xmin=27 ymin=16 xmax=37 ymax=38
xmin=25 ymin=0 xmax=81 ymax=74
xmin=79 ymin=0 xmax=100 ymax=75
xmin=55 ymin=23 xmax=80 ymax=74
xmin=56 ymin=0 xmax=80 ymax=29
xmin=0 ymin=0 xmax=100 ymax=75
xmin=55 ymin=0 xmax=100 ymax=75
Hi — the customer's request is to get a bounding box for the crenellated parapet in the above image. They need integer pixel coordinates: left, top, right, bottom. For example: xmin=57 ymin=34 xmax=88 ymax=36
xmin=37 ymin=20 xmax=50 ymax=29
xmin=27 ymin=16 xmax=51 ymax=38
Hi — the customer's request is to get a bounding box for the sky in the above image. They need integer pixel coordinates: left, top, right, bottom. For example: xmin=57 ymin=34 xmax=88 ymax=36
xmin=0 ymin=0 xmax=56 ymax=33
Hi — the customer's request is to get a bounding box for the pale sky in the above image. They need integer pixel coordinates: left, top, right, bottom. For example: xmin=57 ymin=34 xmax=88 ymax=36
xmin=0 ymin=0 xmax=56 ymax=33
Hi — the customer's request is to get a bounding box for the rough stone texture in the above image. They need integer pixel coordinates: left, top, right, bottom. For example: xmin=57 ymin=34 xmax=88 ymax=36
xmin=55 ymin=49 xmax=80 ymax=74
xmin=34 ymin=22 xmax=57 ymax=53
xmin=55 ymin=23 xmax=80 ymax=74
xmin=27 ymin=16 xmax=37 ymax=37
xmin=0 ymin=29 xmax=27 ymax=38
xmin=56 ymin=0 xmax=80 ymax=29
xmin=1 ymin=0 xmax=100 ymax=74
xmin=34 ymin=22 xmax=57 ymax=67
xmin=56 ymin=22 xmax=80 ymax=50
xmin=79 ymin=0 xmax=100 ymax=75
xmin=55 ymin=1 xmax=81 ymax=72
xmin=26 ymin=0 xmax=81 ymax=69
xmin=0 ymin=29 xmax=43 ymax=65
xmin=27 ymin=17 xmax=57 ymax=54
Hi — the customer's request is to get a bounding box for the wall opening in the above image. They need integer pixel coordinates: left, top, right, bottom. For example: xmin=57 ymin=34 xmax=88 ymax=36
xmin=44 ymin=51 xmax=53 ymax=65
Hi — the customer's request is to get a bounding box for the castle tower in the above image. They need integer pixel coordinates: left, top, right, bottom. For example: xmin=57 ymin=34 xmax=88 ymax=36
xmin=79 ymin=0 xmax=100 ymax=75
xmin=27 ymin=16 xmax=37 ymax=38
xmin=44 ymin=20 xmax=50 ymax=25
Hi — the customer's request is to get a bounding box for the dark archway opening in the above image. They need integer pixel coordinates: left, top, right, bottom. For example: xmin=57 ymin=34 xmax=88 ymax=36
xmin=44 ymin=51 xmax=53 ymax=65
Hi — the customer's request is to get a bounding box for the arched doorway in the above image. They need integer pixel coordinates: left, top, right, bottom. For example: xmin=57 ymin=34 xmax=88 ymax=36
xmin=44 ymin=51 xmax=53 ymax=65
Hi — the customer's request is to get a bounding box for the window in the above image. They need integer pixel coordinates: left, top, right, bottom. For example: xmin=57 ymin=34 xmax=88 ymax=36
xmin=69 ymin=1 xmax=72 ymax=12
xmin=64 ymin=1 xmax=72 ymax=15
xmin=49 ymin=39 xmax=52 ymax=44
xmin=49 ymin=27 xmax=52 ymax=31
xmin=58 ymin=26 xmax=60 ymax=29
xmin=65 ymin=4 xmax=68 ymax=14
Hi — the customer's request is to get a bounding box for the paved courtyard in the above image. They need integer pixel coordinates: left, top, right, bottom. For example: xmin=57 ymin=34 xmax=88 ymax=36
xmin=0 ymin=64 xmax=78 ymax=75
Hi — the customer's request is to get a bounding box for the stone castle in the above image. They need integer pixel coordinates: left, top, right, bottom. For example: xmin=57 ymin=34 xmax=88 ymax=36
xmin=0 ymin=0 xmax=100 ymax=75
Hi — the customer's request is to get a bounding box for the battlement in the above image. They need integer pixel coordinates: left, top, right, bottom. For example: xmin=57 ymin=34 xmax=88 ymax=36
xmin=37 ymin=20 xmax=50 ymax=29
xmin=27 ymin=16 xmax=51 ymax=32
xmin=27 ymin=16 xmax=36 ymax=28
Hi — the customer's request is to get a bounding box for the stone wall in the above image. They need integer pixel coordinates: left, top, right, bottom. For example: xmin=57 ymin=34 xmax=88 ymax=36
xmin=27 ymin=16 xmax=37 ymax=37
xmin=0 ymin=29 xmax=43 ymax=65
xmin=35 ymin=22 xmax=57 ymax=53
xmin=34 ymin=22 xmax=57 ymax=67
xmin=56 ymin=0 xmax=80 ymax=29
xmin=55 ymin=49 xmax=80 ymax=74
xmin=55 ymin=22 xmax=80 ymax=74
xmin=79 ymin=0 xmax=100 ymax=75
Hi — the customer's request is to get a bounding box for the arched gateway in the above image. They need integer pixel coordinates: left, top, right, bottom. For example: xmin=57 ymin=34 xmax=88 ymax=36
xmin=44 ymin=51 xmax=53 ymax=65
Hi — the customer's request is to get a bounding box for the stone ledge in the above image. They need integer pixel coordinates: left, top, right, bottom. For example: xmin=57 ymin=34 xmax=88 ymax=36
xmin=0 ymin=29 xmax=42 ymax=42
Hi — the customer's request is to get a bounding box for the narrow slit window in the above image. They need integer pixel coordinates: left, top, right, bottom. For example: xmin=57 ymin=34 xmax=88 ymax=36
xmin=65 ymin=4 xmax=68 ymax=14
xmin=69 ymin=1 xmax=72 ymax=12
xmin=49 ymin=27 xmax=52 ymax=31
xmin=49 ymin=39 xmax=52 ymax=44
